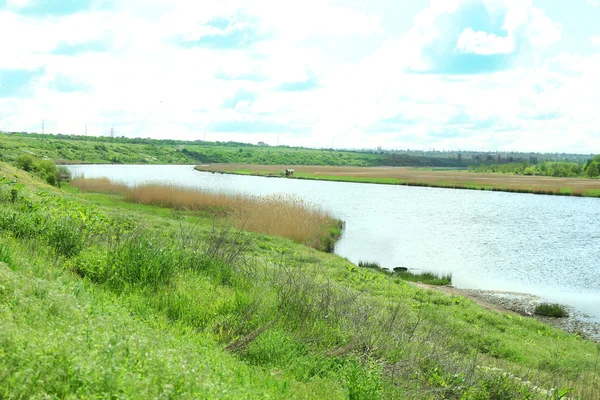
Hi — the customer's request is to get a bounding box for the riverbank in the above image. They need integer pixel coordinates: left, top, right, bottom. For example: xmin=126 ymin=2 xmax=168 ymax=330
xmin=414 ymin=283 xmax=600 ymax=343
xmin=2 ymin=161 xmax=600 ymax=399
xmin=195 ymin=164 xmax=600 ymax=198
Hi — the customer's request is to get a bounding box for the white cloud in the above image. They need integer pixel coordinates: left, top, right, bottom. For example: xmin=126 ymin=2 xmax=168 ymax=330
xmin=456 ymin=28 xmax=514 ymax=54
xmin=587 ymin=0 xmax=599 ymax=7
xmin=0 ymin=0 xmax=598 ymax=153
xmin=525 ymin=7 xmax=562 ymax=47
xmin=5 ymin=0 xmax=32 ymax=9
xmin=592 ymin=36 xmax=600 ymax=46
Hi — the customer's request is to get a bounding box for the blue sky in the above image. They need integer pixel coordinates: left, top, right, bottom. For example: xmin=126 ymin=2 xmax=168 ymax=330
xmin=0 ymin=0 xmax=599 ymax=152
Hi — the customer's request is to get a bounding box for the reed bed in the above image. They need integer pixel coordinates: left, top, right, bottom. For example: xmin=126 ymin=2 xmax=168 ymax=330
xmin=233 ymin=193 xmax=336 ymax=249
xmin=196 ymin=164 xmax=600 ymax=197
xmin=126 ymin=183 xmax=233 ymax=212
xmin=71 ymin=177 xmax=129 ymax=195
xmin=71 ymin=178 xmax=339 ymax=250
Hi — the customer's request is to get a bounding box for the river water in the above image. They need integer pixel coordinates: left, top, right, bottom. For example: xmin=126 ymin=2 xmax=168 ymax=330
xmin=67 ymin=164 xmax=600 ymax=321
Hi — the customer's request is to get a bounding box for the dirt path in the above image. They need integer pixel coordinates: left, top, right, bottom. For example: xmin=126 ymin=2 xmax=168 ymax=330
xmin=412 ymin=283 xmax=600 ymax=342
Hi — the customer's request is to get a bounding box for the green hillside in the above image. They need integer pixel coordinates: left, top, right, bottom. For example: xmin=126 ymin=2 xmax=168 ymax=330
xmin=0 ymin=161 xmax=598 ymax=399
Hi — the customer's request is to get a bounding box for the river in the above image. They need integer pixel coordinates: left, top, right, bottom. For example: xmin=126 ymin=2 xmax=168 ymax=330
xmin=67 ymin=164 xmax=600 ymax=322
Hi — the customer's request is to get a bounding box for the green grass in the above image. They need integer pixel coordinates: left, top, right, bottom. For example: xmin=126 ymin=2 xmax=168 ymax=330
xmin=394 ymin=270 xmax=452 ymax=286
xmin=0 ymin=132 xmax=381 ymax=167
xmin=294 ymin=173 xmax=403 ymax=185
xmin=1 ymin=131 xmax=474 ymax=168
xmin=358 ymin=261 xmax=452 ymax=285
xmin=559 ymin=187 xmax=573 ymax=195
xmin=1 ymin=161 xmax=600 ymax=399
xmin=358 ymin=260 xmax=382 ymax=270
xmin=534 ymin=303 xmax=569 ymax=318
xmin=584 ymin=189 xmax=600 ymax=197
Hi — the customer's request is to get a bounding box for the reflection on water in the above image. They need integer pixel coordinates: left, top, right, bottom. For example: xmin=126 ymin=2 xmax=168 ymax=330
xmin=67 ymin=164 xmax=600 ymax=321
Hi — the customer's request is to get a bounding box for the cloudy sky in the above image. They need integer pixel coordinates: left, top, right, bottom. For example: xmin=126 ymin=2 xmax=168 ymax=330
xmin=0 ymin=0 xmax=599 ymax=152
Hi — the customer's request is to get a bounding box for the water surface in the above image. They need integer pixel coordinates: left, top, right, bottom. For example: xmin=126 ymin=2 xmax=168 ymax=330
xmin=68 ymin=164 xmax=600 ymax=321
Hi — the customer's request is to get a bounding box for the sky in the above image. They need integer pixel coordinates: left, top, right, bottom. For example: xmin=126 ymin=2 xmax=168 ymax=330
xmin=0 ymin=0 xmax=599 ymax=152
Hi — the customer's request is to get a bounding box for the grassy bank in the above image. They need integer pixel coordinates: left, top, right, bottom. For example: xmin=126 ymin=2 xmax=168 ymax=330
xmin=70 ymin=178 xmax=341 ymax=253
xmin=1 ymin=162 xmax=600 ymax=399
xmin=195 ymin=164 xmax=600 ymax=198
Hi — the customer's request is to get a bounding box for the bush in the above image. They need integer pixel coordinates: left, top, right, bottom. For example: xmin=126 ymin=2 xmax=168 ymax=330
xmin=585 ymin=162 xmax=599 ymax=178
xmin=56 ymin=166 xmax=72 ymax=186
xmin=45 ymin=173 xmax=57 ymax=186
xmin=15 ymin=154 xmax=35 ymax=171
xmin=13 ymin=155 xmax=65 ymax=187
xmin=34 ymin=159 xmax=57 ymax=176
xmin=534 ymin=303 xmax=568 ymax=318
xmin=0 ymin=211 xmax=43 ymax=239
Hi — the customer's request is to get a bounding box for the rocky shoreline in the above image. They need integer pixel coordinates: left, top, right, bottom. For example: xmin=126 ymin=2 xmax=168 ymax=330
xmin=414 ymin=283 xmax=600 ymax=343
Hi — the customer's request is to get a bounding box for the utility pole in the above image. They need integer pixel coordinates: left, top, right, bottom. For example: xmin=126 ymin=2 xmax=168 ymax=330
xmin=110 ymin=126 xmax=114 ymax=139
xmin=204 ymin=132 xmax=206 ymax=142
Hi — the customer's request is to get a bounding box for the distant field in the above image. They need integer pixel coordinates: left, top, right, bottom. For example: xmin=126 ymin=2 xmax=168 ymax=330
xmin=195 ymin=164 xmax=600 ymax=197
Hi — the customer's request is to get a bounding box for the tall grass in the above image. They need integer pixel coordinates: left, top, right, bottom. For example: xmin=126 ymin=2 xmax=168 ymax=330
xmin=71 ymin=178 xmax=340 ymax=251
xmin=534 ymin=303 xmax=569 ymax=318
xmin=71 ymin=177 xmax=128 ymax=195
xmin=233 ymin=193 xmax=337 ymax=250
xmin=357 ymin=260 xmax=452 ymax=285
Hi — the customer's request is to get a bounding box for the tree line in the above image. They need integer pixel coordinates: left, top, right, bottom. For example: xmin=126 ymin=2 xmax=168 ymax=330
xmin=469 ymin=156 xmax=600 ymax=178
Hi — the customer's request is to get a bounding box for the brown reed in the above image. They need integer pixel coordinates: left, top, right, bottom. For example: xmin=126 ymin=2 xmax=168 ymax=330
xmin=71 ymin=178 xmax=338 ymax=250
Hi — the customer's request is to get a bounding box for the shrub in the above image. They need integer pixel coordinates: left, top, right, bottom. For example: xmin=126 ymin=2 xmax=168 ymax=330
xmin=585 ymin=161 xmax=599 ymax=178
xmin=56 ymin=166 xmax=72 ymax=186
xmin=0 ymin=211 xmax=43 ymax=239
xmin=45 ymin=173 xmax=57 ymax=186
xmin=34 ymin=159 xmax=57 ymax=176
xmin=15 ymin=154 xmax=35 ymax=171
xmin=534 ymin=303 xmax=568 ymax=318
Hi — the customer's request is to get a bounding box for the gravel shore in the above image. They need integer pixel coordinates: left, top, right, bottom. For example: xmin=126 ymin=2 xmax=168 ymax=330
xmin=414 ymin=283 xmax=600 ymax=342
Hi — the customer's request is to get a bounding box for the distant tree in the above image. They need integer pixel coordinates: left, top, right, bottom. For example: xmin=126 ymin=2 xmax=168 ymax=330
xmin=585 ymin=161 xmax=599 ymax=178
xmin=524 ymin=166 xmax=536 ymax=176
xmin=56 ymin=166 xmax=72 ymax=187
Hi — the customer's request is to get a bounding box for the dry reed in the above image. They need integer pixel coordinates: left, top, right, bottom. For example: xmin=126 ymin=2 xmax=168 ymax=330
xmin=196 ymin=164 xmax=600 ymax=196
xmin=71 ymin=177 xmax=129 ymax=195
xmin=70 ymin=178 xmax=338 ymax=250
